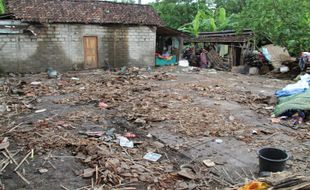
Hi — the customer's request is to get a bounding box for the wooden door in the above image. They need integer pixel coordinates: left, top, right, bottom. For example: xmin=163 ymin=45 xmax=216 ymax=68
xmin=83 ymin=36 xmax=98 ymax=69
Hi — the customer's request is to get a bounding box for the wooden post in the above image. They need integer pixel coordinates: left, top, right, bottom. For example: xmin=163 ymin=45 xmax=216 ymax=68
xmin=178 ymin=37 xmax=184 ymax=61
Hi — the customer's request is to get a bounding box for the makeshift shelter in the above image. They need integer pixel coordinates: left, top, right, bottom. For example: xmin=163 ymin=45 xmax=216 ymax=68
xmin=155 ymin=27 xmax=189 ymax=66
xmin=186 ymin=30 xmax=254 ymax=69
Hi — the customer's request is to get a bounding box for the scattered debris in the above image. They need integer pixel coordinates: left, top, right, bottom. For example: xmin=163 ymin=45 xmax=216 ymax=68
xmin=237 ymin=181 xmax=269 ymax=190
xmin=143 ymin=152 xmax=162 ymax=162
xmin=118 ymin=136 xmax=134 ymax=148
xmin=35 ymin=109 xmax=47 ymax=113
xmin=124 ymin=132 xmax=137 ymax=138
xmin=178 ymin=165 xmax=197 ymax=180
xmin=214 ymin=139 xmax=223 ymax=144
xmin=79 ymin=131 xmax=104 ymax=137
xmin=47 ymin=67 xmax=58 ymax=78
xmin=30 ymin=81 xmax=42 ymax=85
xmin=203 ymin=159 xmax=215 ymax=167
xmin=98 ymin=102 xmax=108 ymax=109
xmin=38 ymin=168 xmax=48 ymax=174
xmin=0 ymin=67 xmax=309 ymax=189
xmin=71 ymin=77 xmax=80 ymax=81
xmin=82 ymin=168 xmax=95 ymax=178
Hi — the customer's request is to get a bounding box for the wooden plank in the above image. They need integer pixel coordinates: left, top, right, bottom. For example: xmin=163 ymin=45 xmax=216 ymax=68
xmin=207 ymin=49 xmax=225 ymax=70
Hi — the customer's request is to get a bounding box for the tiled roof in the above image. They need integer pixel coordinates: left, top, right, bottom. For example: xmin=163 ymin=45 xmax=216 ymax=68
xmin=5 ymin=0 xmax=162 ymax=26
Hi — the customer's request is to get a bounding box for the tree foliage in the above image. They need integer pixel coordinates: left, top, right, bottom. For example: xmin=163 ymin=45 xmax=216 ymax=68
xmin=233 ymin=0 xmax=310 ymax=55
xmin=151 ymin=0 xmax=209 ymax=29
xmin=213 ymin=0 xmax=246 ymax=15
xmin=0 ymin=0 xmax=5 ymax=14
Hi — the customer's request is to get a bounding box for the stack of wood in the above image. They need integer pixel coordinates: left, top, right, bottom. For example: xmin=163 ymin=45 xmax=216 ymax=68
xmin=207 ymin=49 xmax=229 ymax=71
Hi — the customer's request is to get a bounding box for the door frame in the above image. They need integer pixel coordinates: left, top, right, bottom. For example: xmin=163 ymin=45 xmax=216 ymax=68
xmin=83 ymin=36 xmax=99 ymax=69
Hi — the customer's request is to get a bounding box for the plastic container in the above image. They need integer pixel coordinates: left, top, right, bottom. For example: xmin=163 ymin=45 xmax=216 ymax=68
xmin=258 ymin=147 xmax=289 ymax=172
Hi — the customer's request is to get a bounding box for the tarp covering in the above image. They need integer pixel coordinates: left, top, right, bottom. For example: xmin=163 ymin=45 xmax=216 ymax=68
xmin=261 ymin=44 xmax=295 ymax=69
xmin=274 ymin=89 xmax=310 ymax=116
xmin=275 ymin=74 xmax=310 ymax=97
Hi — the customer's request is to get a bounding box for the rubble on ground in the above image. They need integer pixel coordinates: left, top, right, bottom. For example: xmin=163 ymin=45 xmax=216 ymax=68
xmin=0 ymin=67 xmax=309 ymax=189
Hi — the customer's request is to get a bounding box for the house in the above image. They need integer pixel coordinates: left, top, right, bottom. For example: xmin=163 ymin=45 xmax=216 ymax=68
xmin=0 ymin=0 xmax=163 ymax=73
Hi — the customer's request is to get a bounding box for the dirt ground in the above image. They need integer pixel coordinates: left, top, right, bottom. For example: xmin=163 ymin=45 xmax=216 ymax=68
xmin=0 ymin=66 xmax=309 ymax=190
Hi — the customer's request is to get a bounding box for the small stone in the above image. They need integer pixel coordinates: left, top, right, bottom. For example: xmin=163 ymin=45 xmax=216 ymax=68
xmin=0 ymin=105 xmax=6 ymax=113
xmin=130 ymin=164 xmax=145 ymax=172
xmin=229 ymin=115 xmax=235 ymax=121
xmin=203 ymin=159 xmax=215 ymax=167
xmin=153 ymin=141 xmax=165 ymax=149
xmin=178 ymin=168 xmax=197 ymax=180
xmin=177 ymin=181 xmax=188 ymax=189
xmin=164 ymin=165 xmax=174 ymax=172
xmin=134 ymin=118 xmax=146 ymax=125
xmin=120 ymin=162 xmax=130 ymax=170
xmin=0 ymin=142 xmax=9 ymax=150
xmin=153 ymin=177 xmax=159 ymax=183
xmin=249 ymin=67 xmax=259 ymax=75
xmin=82 ymin=168 xmax=95 ymax=178
xmin=38 ymin=168 xmax=48 ymax=174
xmin=138 ymin=173 xmax=150 ymax=182
xmin=259 ymin=171 xmax=271 ymax=177
xmin=120 ymin=173 xmax=132 ymax=177
xmin=214 ymin=139 xmax=223 ymax=144
xmin=106 ymin=158 xmax=120 ymax=168
xmin=130 ymin=178 xmax=139 ymax=183
xmin=84 ymin=156 xmax=92 ymax=163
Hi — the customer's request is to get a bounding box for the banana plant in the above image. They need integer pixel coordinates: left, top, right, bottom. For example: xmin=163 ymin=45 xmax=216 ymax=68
xmin=178 ymin=7 xmax=230 ymax=36
xmin=178 ymin=10 xmax=207 ymax=36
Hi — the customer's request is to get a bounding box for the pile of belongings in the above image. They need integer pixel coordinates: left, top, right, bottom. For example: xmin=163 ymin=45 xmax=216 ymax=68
xmin=261 ymin=45 xmax=295 ymax=70
xmin=273 ymin=74 xmax=310 ymax=127
xmin=244 ymin=50 xmax=268 ymax=68
xmin=236 ymin=173 xmax=310 ymax=190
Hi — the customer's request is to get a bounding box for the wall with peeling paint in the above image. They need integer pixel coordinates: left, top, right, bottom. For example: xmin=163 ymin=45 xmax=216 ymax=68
xmin=0 ymin=23 xmax=156 ymax=73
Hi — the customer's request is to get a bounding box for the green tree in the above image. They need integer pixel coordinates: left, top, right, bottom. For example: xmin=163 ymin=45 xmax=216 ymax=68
xmin=234 ymin=0 xmax=310 ymax=55
xmin=151 ymin=0 xmax=199 ymax=29
xmin=214 ymin=0 xmax=246 ymax=15
xmin=0 ymin=0 xmax=5 ymax=14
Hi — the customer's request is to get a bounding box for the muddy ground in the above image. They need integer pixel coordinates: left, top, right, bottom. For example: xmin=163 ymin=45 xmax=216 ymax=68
xmin=0 ymin=67 xmax=309 ymax=190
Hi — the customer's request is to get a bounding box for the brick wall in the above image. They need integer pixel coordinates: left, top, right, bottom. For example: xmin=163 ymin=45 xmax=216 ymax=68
xmin=0 ymin=23 xmax=156 ymax=73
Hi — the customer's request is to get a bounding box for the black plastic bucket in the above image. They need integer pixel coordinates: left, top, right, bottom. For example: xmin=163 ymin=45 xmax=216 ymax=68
xmin=258 ymin=148 xmax=289 ymax=172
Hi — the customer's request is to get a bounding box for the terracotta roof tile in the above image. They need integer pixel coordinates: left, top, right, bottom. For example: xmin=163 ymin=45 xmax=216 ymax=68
xmin=5 ymin=0 xmax=162 ymax=26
